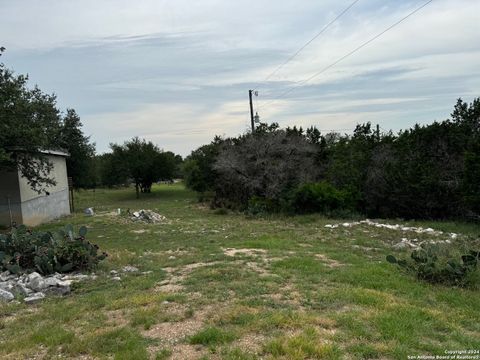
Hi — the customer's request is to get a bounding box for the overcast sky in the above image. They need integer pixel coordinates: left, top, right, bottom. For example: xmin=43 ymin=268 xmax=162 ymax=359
xmin=1 ymin=0 xmax=479 ymax=156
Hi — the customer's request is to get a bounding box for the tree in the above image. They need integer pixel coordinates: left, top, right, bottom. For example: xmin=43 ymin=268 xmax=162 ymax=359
xmin=108 ymin=137 xmax=177 ymax=198
xmin=58 ymin=109 xmax=96 ymax=188
xmin=187 ymin=99 xmax=480 ymax=220
xmin=0 ymin=60 xmax=62 ymax=192
xmin=96 ymin=153 xmax=128 ymax=188
xmin=1 ymin=55 xmax=96 ymax=192
xmin=183 ymin=136 xmax=223 ymax=199
xmin=213 ymin=128 xmax=318 ymax=208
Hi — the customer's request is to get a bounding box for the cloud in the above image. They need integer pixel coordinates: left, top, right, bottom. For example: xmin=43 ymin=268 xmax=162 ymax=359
xmin=1 ymin=0 xmax=478 ymax=155
xmin=83 ymin=101 xmax=250 ymax=156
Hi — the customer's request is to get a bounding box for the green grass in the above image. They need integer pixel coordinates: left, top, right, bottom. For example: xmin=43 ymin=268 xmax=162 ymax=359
xmin=189 ymin=327 xmax=237 ymax=346
xmin=0 ymin=183 xmax=479 ymax=359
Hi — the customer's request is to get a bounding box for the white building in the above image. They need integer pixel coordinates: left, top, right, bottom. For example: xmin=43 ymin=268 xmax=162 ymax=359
xmin=0 ymin=150 xmax=71 ymax=227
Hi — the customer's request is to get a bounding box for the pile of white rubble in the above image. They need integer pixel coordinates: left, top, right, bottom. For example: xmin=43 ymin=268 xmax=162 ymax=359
xmin=0 ymin=271 xmax=94 ymax=304
xmin=131 ymin=209 xmax=167 ymax=223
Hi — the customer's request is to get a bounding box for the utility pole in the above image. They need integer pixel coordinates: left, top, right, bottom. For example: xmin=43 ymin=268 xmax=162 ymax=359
xmin=249 ymin=90 xmax=255 ymax=132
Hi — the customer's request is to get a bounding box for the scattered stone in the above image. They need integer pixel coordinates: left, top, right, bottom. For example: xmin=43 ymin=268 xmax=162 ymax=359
xmin=44 ymin=277 xmax=59 ymax=287
xmin=14 ymin=283 xmax=32 ymax=296
xmin=60 ymin=274 xmax=90 ymax=282
xmin=0 ymin=282 xmax=13 ymax=291
xmin=59 ymin=279 xmax=73 ymax=286
xmin=84 ymin=207 xmax=95 ymax=216
xmin=222 ymin=248 xmax=268 ymax=257
xmin=132 ymin=229 xmax=147 ymax=234
xmin=24 ymin=292 xmax=45 ymax=304
xmin=44 ymin=286 xmax=70 ymax=296
xmin=168 ymin=256 xmax=176 ymax=260
xmin=56 ymin=280 xmax=72 ymax=287
xmin=27 ymin=272 xmax=42 ymax=283
xmin=325 ymin=219 xmax=460 ymax=245
xmin=27 ymin=272 xmax=47 ymax=292
xmin=392 ymin=242 xmax=409 ymax=250
xmin=1 ymin=270 xmax=12 ymax=281
xmin=122 ymin=266 xmax=139 ymax=273
xmin=110 ymin=270 xmax=119 ymax=275
xmin=141 ymin=271 xmax=153 ymax=275
xmin=0 ymin=271 xmax=94 ymax=303
xmin=0 ymin=288 xmax=14 ymax=302
xmin=111 ymin=276 xmax=122 ymax=281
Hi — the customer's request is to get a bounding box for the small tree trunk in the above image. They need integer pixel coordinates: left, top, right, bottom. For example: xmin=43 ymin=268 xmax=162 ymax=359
xmin=135 ymin=183 xmax=140 ymax=199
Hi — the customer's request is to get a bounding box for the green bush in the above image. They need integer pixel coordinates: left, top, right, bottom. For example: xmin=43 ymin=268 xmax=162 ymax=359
xmin=288 ymin=181 xmax=355 ymax=214
xmin=246 ymin=196 xmax=280 ymax=215
xmin=0 ymin=224 xmax=107 ymax=275
xmin=387 ymin=244 xmax=479 ymax=287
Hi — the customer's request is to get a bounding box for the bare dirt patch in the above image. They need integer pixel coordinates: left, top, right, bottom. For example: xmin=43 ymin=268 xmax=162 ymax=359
xmin=144 ymin=317 xmax=204 ymax=342
xmin=351 ymin=244 xmax=382 ymax=252
xmin=169 ymin=344 xmax=205 ymax=360
xmin=162 ymin=302 xmax=190 ymax=318
xmin=299 ymin=243 xmax=313 ymax=248
xmin=223 ymin=248 xmax=267 ymax=257
xmin=243 ymin=261 xmax=271 ymax=276
xmin=266 ymin=283 xmax=303 ymax=307
xmin=155 ymin=262 xmax=221 ymax=293
xmin=105 ymin=309 xmax=129 ymax=327
xmin=143 ymin=305 xmax=214 ymax=343
xmin=131 ymin=229 xmax=148 ymax=234
xmin=231 ymin=332 xmax=267 ymax=354
xmin=315 ymin=254 xmax=345 ymax=268
xmin=155 ymin=283 xmax=184 ymax=293
xmin=182 ymin=261 xmax=221 ymax=271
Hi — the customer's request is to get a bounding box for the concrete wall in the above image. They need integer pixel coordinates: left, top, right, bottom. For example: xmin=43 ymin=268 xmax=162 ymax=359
xmin=20 ymin=188 xmax=70 ymax=226
xmin=0 ymin=155 xmax=70 ymax=227
xmin=19 ymin=155 xmax=70 ymax=226
xmin=19 ymin=155 xmax=69 ymax=202
xmin=0 ymin=171 xmax=23 ymax=226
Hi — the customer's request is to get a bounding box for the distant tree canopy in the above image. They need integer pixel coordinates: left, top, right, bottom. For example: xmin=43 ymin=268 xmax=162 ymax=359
xmin=102 ymin=137 xmax=178 ymax=198
xmin=58 ymin=109 xmax=96 ymax=188
xmin=0 ymin=57 xmax=96 ymax=191
xmin=183 ymin=136 xmax=223 ymax=198
xmin=185 ymin=98 xmax=480 ymax=221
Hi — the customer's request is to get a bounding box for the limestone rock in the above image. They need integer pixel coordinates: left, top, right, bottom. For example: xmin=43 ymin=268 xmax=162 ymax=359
xmin=0 ymin=270 xmax=12 ymax=281
xmin=28 ymin=274 xmax=47 ymax=292
xmin=14 ymin=283 xmax=32 ymax=296
xmin=44 ymin=277 xmax=59 ymax=287
xmin=0 ymin=288 xmax=14 ymax=302
xmin=0 ymin=282 xmax=13 ymax=292
xmin=24 ymin=292 xmax=45 ymax=304
xmin=392 ymin=242 xmax=408 ymax=250
xmin=122 ymin=266 xmax=139 ymax=273
xmin=44 ymin=286 xmax=70 ymax=296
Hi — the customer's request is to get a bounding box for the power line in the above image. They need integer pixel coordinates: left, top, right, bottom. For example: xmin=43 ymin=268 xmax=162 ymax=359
xmin=259 ymin=0 xmax=434 ymax=110
xmin=252 ymin=0 xmax=361 ymax=92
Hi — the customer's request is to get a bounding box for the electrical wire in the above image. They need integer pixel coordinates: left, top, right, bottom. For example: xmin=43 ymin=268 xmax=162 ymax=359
xmin=252 ymin=0 xmax=361 ymax=92
xmin=259 ymin=0 xmax=434 ymax=110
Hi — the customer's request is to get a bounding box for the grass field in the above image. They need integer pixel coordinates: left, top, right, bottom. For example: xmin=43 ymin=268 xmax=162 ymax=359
xmin=1 ymin=183 xmax=479 ymax=359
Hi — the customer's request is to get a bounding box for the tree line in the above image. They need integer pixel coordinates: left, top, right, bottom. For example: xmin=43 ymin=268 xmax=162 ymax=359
xmin=2 ymin=51 xmax=478 ymax=219
xmin=184 ymin=98 xmax=480 ymax=221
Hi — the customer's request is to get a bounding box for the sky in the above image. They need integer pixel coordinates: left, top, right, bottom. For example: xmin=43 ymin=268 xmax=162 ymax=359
xmin=1 ymin=0 xmax=479 ymax=156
